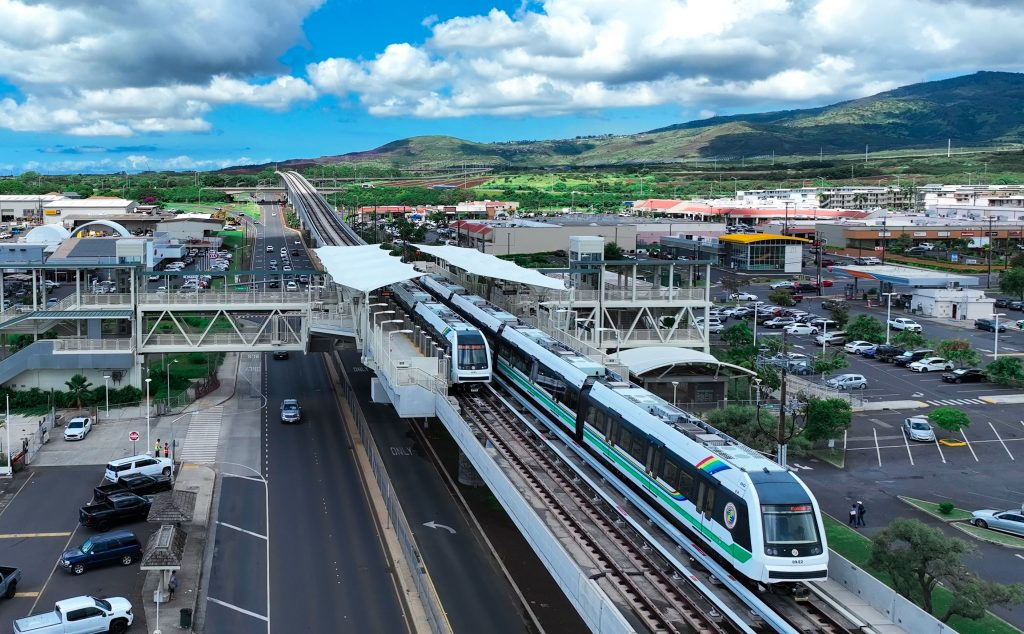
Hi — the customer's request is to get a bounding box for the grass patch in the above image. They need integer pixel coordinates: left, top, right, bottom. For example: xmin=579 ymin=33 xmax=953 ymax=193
xmin=953 ymin=523 xmax=1024 ymax=549
xmin=824 ymin=514 xmax=1023 ymax=634
xmin=805 ymin=446 xmax=845 ymax=468
xmin=899 ymin=496 xmax=973 ymax=522
xmin=230 ymin=202 xmax=261 ymax=220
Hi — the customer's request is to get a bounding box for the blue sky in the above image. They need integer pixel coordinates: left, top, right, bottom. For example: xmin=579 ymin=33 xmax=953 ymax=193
xmin=0 ymin=0 xmax=1021 ymax=174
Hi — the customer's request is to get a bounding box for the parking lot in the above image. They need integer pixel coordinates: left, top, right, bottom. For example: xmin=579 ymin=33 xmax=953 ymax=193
xmin=0 ymin=466 xmax=153 ymax=630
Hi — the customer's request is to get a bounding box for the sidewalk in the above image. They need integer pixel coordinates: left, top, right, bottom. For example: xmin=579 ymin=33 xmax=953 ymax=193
xmin=135 ymin=353 xmax=240 ymax=634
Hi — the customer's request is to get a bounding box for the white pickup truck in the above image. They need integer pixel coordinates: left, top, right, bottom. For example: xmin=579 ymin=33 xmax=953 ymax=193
xmin=14 ymin=595 xmax=133 ymax=634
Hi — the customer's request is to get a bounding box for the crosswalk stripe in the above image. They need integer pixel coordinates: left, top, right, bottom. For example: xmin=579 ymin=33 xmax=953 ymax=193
xmin=180 ymin=406 xmax=223 ymax=464
xmin=926 ymin=398 xmax=984 ymax=406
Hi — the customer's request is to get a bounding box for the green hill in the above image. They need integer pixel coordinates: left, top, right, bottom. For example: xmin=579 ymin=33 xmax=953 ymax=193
xmin=316 ymin=71 xmax=1024 ymax=167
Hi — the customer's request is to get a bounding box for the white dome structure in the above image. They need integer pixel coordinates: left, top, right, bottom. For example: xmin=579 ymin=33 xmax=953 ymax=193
xmin=70 ymin=220 xmax=132 ymax=238
xmin=23 ymin=224 xmax=71 ymax=244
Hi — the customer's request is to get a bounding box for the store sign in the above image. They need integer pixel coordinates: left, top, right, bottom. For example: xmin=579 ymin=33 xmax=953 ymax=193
xmin=960 ymin=231 xmax=975 ymax=237
xmin=1010 ymin=231 xmax=1021 ymax=237
xmin=914 ymin=231 xmax=927 ymax=237
xmin=938 ymin=231 xmax=950 ymax=237
xmin=877 ymin=231 xmax=892 ymax=237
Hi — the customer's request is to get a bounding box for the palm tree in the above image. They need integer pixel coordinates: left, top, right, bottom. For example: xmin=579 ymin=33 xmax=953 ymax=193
xmin=64 ymin=374 xmax=93 ymax=410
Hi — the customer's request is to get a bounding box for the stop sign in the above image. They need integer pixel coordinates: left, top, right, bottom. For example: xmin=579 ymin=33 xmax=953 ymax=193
xmin=128 ymin=431 xmax=140 ymax=442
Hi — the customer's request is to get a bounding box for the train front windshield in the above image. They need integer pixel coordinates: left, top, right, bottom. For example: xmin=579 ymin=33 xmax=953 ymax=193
xmin=761 ymin=504 xmax=822 ymax=556
xmin=457 ymin=334 xmax=488 ymax=370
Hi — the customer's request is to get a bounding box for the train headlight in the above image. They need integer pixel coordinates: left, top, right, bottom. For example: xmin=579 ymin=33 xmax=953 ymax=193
xmin=810 ymin=546 xmax=821 ymax=555
xmin=766 ymin=547 xmax=777 ymax=556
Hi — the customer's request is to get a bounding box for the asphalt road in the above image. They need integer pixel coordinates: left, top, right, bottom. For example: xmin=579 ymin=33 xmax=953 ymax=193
xmin=336 ymin=351 xmax=532 ymax=634
xmin=0 ymin=466 xmax=153 ymax=631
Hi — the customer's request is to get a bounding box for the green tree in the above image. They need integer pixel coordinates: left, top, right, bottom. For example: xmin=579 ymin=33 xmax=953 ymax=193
xmin=928 ymin=407 xmax=971 ymax=433
xmin=936 ymin=339 xmax=980 ymax=368
xmin=604 ymin=241 xmax=624 ymax=260
xmin=757 ymin=365 xmax=782 ymax=392
xmin=719 ymin=276 xmax=742 ymax=296
xmin=891 ymin=329 xmax=928 ymax=350
xmin=64 ymin=374 xmax=93 ymax=410
xmin=844 ymin=315 xmax=886 ymax=343
xmin=828 ymin=301 xmax=849 ymax=328
xmin=768 ymin=289 xmax=795 ymax=307
xmin=941 ymin=574 xmax=1024 ymax=623
xmin=868 ymin=518 xmax=973 ymax=615
xmin=987 ymin=356 xmax=1024 ymax=386
xmin=1008 ymin=252 xmax=1024 ymax=269
xmin=718 ymin=323 xmax=757 ymax=368
xmin=802 ymin=398 xmax=852 ymax=442
xmin=889 ymin=232 xmax=913 ymax=253
xmin=811 ymin=351 xmax=848 ymax=375
xmin=999 ymin=267 xmax=1024 ymax=300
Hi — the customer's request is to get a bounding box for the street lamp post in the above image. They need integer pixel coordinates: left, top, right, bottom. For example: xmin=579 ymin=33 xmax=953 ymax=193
xmin=671 ymin=381 xmax=679 ymax=405
xmin=145 ymin=378 xmax=152 ymax=456
xmin=993 ymin=312 xmax=1006 ymax=360
xmin=103 ymin=375 xmax=110 ymax=418
xmin=388 ymin=329 xmax=414 ymax=355
xmin=166 ymin=359 xmax=178 ymax=407
xmin=883 ymin=292 xmax=899 ymax=344
xmin=378 ymin=319 xmax=403 ymax=359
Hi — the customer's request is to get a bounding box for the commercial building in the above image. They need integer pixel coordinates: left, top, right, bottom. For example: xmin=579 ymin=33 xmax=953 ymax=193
xmin=452 ymin=219 xmax=638 ymax=254
xmin=815 ymin=217 xmax=1024 ymax=253
xmin=736 ymin=186 xmax=912 ymax=210
xmin=42 ymin=197 xmax=137 ymax=224
xmin=665 ymin=233 xmax=808 ymax=272
xmin=0 ymin=195 xmax=63 ymax=222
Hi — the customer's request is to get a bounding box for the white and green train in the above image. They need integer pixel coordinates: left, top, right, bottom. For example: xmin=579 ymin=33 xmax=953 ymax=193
xmin=421 ymin=275 xmax=828 ymax=584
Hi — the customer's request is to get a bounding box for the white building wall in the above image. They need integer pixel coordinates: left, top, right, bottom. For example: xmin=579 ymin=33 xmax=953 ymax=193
xmin=911 ymin=288 xmax=994 ymax=321
xmin=5 ymin=367 xmax=126 ymax=392
xmin=784 ymin=245 xmax=803 ymax=273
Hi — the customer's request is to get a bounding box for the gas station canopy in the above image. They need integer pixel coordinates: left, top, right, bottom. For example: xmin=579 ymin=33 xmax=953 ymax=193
xmin=830 ymin=264 xmax=979 ymax=287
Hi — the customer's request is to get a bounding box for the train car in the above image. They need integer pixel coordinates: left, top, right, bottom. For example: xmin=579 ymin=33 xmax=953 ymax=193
xmin=420 ymin=274 xmax=828 ymax=584
xmin=390 ymin=280 xmax=491 ymax=387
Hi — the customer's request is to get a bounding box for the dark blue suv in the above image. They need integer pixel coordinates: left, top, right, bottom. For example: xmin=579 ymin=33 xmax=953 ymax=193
xmin=60 ymin=530 xmax=142 ymax=575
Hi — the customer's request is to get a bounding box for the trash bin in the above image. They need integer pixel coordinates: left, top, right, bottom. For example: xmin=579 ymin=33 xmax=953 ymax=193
xmin=180 ymin=608 xmax=193 ymax=628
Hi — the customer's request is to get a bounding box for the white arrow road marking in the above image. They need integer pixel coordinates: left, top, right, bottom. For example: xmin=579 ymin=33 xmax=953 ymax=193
xmin=790 ymin=463 xmax=813 ymax=470
xmin=423 ymin=521 xmax=456 ymax=534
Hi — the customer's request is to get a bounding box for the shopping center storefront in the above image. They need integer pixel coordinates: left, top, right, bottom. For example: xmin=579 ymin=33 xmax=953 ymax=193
xmin=717 ymin=233 xmax=809 ymax=272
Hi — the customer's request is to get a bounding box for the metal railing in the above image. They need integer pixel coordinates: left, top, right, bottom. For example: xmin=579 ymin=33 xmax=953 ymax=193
xmin=570 ymin=288 xmax=706 ymax=302
xmin=140 ymin=333 xmax=305 ymax=347
xmin=51 ymin=338 xmax=135 ymax=353
xmin=785 ymin=375 xmax=865 ymax=408
xmin=138 ymin=292 xmax=310 ymax=306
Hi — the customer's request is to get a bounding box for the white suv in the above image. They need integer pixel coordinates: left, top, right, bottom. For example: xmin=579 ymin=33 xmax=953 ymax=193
xmin=104 ymin=455 xmax=173 ymax=483
xmin=888 ymin=317 xmax=922 ymax=332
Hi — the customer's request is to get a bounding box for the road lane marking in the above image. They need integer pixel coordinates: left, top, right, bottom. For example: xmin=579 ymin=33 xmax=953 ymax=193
xmin=14 ymin=591 xmax=39 ymax=597
xmin=873 ymin=427 xmax=882 ymax=467
xmin=932 ymin=434 xmax=947 ymax=463
xmin=961 ymin=430 xmax=980 ymax=462
xmin=989 ymin=422 xmax=1014 ymax=461
xmin=0 ymin=532 xmax=72 ymax=539
xmin=902 ymin=429 xmax=914 ymax=466
xmin=216 ymin=521 xmax=267 ymax=540
xmin=207 ymin=596 xmax=268 ymax=621
xmin=28 ymin=525 xmax=81 ymax=615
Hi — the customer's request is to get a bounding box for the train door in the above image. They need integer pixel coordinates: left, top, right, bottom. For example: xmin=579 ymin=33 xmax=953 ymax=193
xmin=694 ymin=477 xmax=717 ymax=533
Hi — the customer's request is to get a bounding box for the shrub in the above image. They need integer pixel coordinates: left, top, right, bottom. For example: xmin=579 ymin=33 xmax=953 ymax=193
xmin=938 ymin=502 xmax=955 ymax=515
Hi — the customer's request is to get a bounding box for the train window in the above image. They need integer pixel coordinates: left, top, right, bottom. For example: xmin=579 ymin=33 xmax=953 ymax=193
xmin=536 ymin=365 xmax=567 ymax=403
xmin=508 ymin=348 xmax=531 ymax=375
xmin=587 ymin=407 xmax=609 ymax=435
xmin=457 ymin=334 xmax=488 ymax=370
xmin=615 ymin=424 xmax=647 ymax=463
xmin=675 ymin=465 xmax=694 ymax=498
xmin=762 ymin=505 xmax=819 ymax=547
xmin=696 ymin=482 xmax=716 ymax=518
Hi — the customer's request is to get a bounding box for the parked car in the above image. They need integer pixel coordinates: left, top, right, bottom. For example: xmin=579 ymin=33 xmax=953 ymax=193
xmin=1018 ymin=319 xmax=1024 ymax=330
xmin=908 ymin=357 xmax=954 ymax=372
xmin=63 ymin=416 xmax=93 ymax=441
xmin=729 ymin=292 xmax=758 ymax=301
xmin=1011 ymin=301 xmax=1024 ymax=311
xmin=79 ymin=493 xmax=152 ymax=531
xmin=815 ymin=331 xmax=847 ymax=346
xmin=942 ymin=368 xmax=987 ymax=383
xmin=808 ymin=317 xmax=839 ymax=330
xmin=820 ymin=258 xmax=837 ymax=267
xmin=994 ymin=298 xmax=1011 ymax=308
xmin=280 ymin=398 xmax=301 ymax=424
xmin=903 ymin=416 xmax=936 ymax=442
xmin=893 ymin=349 xmax=934 ymax=367
xmin=92 ymin=474 xmax=171 ymax=502
xmin=825 ymin=373 xmax=867 ymax=390
xmin=769 ymin=280 xmax=796 ymax=289
xmin=872 ymin=344 xmax=906 ymax=362
xmin=0 ymin=565 xmax=22 ymax=600
xmin=974 ymin=318 xmax=1007 ymax=332
xmin=821 ymin=299 xmax=846 ymax=311
xmin=762 ymin=317 xmax=795 ymax=329
xmin=970 ymin=509 xmax=1024 ymax=536
xmin=784 ymin=323 xmax=819 ymax=335
xmin=854 ymin=257 xmax=882 ymax=265
xmin=60 ymin=531 xmax=142 ymax=575
xmin=104 ymin=455 xmax=173 ymax=483
xmin=888 ymin=317 xmax=922 ymax=332
xmin=844 ymin=340 xmax=875 ymax=354
xmin=14 ymin=596 xmax=134 ymax=634
xmin=819 ymin=279 xmax=834 ymax=287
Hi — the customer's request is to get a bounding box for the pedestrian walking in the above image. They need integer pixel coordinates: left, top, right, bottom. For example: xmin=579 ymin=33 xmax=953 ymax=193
xmin=857 ymin=501 xmax=866 ymax=527
xmin=167 ymin=571 xmax=177 ymax=600
xmin=848 ymin=504 xmax=858 ymax=526
xmin=164 ymin=442 xmax=170 ymax=458
xmin=154 ymin=438 xmax=161 ymax=457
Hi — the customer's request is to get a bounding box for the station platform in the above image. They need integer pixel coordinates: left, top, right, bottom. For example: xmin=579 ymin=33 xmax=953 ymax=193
xmin=362 ymin=321 xmax=448 ymax=417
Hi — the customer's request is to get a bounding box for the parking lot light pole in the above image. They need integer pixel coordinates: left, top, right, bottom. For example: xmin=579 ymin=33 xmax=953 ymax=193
xmin=883 ymin=292 xmax=899 ymax=344
xmin=145 ymin=378 xmax=152 ymax=456
xmin=103 ymin=375 xmax=110 ymax=418
xmin=671 ymin=381 xmax=679 ymax=406
xmin=993 ymin=312 xmax=1006 ymax=359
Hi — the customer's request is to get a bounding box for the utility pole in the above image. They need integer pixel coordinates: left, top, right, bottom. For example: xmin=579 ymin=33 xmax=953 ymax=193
xmin=783 ymin=201 xmax=791 ymax=235
xmin=777 ymin=330 xmax=789 ymax=468
xmin=987 ymin=215 xmax=994 ymax=288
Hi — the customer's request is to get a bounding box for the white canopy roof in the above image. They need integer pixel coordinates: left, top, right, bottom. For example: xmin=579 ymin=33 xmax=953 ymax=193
xmin=611 ymin=346 xmax=756 ymax=377
xmin=415 ymin=244 xmax=567 ymax=291
xmin=315 ymin=245 xmax=422 ymax=293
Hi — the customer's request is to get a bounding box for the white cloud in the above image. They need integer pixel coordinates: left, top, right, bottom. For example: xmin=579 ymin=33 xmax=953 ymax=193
xmin=10 ymin=153 xmax=272 ymax=175
xmin=0 ymin=0 xmax=322 ymax=136
xmin=309 ymin=0 xmax=1024 ymax=119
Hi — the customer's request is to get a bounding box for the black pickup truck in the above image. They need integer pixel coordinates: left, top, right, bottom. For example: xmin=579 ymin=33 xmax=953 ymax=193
xmin=92 ymin=473 xmax=171 ymax=502
xmin=79 ymin=493 xmax=152 ymax=531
